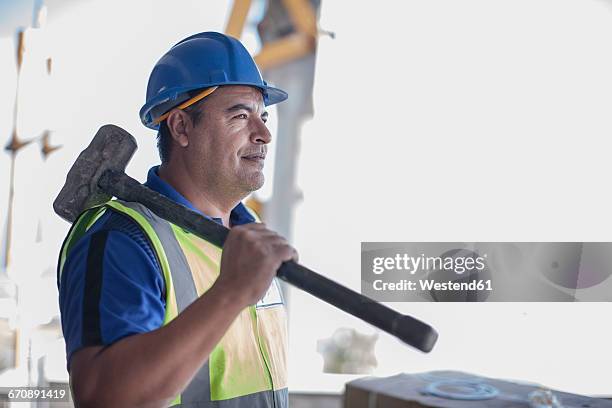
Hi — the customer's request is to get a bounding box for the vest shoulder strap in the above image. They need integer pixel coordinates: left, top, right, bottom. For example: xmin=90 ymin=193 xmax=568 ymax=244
xmin=58 ymin=205 xmax=108 ymax=280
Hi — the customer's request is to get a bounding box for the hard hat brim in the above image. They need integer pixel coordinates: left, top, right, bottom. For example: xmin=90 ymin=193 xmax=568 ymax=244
xmin=140 ymin=83 xmax=288 ymax=130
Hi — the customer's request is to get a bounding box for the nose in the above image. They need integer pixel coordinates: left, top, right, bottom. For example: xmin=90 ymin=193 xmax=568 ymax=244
xmin=250 ymin=117 xmax=272 ymax=145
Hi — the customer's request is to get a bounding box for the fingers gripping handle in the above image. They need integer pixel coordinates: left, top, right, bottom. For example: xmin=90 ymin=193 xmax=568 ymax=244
xmin=99 ymin=170 xmax=438 ymax=352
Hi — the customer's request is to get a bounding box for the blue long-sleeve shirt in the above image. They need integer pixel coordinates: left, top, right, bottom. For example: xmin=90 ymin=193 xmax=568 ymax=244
xmin=58 ymin=166 xmax=255 ymax=369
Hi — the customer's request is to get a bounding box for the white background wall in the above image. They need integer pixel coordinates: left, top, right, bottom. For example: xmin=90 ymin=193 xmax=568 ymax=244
xmin=1 ymin=0 xmax=611 ymax=396
xmin=289 ymin=0 xmax=612 ymax=396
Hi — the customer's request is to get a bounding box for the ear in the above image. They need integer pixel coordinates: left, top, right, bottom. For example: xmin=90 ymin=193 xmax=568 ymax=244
xmin=166 ymin=109 xmax=191 ymax=148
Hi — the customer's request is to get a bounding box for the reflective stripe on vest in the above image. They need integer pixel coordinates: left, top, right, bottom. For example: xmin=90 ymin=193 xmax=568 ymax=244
xmin=59 ymin=200 xmax=288 ymax=408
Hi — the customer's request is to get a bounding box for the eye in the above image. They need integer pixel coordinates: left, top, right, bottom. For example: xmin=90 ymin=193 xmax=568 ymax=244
xmin=261 ymin=116 xmax=268 ymax=124
xmin=233 ymin=113 xmax=248 ymax=120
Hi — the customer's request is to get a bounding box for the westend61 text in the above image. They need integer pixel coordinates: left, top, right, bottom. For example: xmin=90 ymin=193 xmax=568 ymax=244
xmin=373 ymin=279 xmax=493 ymax=291
xmin=372 ymin=253 xmax=487 ymax=275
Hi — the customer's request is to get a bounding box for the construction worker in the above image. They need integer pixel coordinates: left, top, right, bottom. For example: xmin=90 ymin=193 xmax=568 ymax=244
xmin=57 ymin=32 xmax=295 ymax=407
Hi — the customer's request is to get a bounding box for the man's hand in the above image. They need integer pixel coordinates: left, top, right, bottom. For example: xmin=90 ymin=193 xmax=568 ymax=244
xmin=216 ymin=223 xmax=298 ymax=307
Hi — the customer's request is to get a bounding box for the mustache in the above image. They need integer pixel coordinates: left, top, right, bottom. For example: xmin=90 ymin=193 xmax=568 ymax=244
xmin=241 ymin=147 xmax=267 ymax=158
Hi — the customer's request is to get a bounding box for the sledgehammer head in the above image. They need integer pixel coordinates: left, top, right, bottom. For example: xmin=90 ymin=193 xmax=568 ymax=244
xmin=53 ymin=124 xmax=137 ymax=223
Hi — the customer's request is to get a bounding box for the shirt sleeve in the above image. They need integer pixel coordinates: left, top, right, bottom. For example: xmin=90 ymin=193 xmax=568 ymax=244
xmin=59 ymin=226 xmax=165 ymax=370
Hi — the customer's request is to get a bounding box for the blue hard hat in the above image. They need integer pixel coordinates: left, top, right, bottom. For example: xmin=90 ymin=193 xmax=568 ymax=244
xmin=140 ymin=31 xmax=288 ymax=130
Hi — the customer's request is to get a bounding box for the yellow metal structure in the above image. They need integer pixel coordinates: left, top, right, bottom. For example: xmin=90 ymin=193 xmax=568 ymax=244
xmin=225 ymin=0 xmax=252 ymax=39
xmin=224 ymin=0 xmax=318 ymax=71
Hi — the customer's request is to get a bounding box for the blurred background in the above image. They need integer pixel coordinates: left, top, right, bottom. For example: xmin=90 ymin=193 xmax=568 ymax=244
xmin=1 ymin=0 xmax=612 ymax=406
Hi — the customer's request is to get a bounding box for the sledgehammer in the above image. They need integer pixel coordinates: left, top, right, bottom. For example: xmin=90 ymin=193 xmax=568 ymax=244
xmin=53 ymin=124 xmax=438 ymax=353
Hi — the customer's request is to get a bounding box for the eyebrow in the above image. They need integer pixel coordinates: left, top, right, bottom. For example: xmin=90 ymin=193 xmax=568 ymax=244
xmin=226 ymin=103 xmax=268 ymax=117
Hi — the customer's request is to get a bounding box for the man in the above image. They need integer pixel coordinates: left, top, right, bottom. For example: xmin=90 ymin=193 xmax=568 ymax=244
xmin=57 ymin=31 xmax=296 ymax=407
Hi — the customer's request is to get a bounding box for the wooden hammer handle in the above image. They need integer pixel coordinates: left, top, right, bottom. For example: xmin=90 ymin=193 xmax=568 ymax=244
xmin=99 ymin=169 xmax=439 ymax=353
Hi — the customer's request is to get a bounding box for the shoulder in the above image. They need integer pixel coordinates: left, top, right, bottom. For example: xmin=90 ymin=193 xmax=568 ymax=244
xmin=100 ymin=209 xmax=159 ymax=267
xmin=58 ymin=208 xmax=167 ymax=369
xmin=74 ymin=207 xmax=159 ymax=264
xmin=57 ymin=211 xmax=165 ymax=301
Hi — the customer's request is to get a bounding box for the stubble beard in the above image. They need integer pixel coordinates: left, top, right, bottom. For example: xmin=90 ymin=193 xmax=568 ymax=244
xmin=210 ymin=167 xmax=264 ymax=200
xmin=238 ymin=169 xmax=265 ymax=194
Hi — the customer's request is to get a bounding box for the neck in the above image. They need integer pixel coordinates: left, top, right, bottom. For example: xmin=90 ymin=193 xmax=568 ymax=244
xmin=158 ymin=161 xmax=242 ymax=227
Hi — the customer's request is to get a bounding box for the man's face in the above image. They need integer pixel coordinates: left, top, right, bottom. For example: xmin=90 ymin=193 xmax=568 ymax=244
xmin=185 ymin=85 xmax=271 ymax=196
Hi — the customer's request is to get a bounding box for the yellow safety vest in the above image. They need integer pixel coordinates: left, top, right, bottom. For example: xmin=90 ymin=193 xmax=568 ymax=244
xmin=59 ymin=200 xmax=288 ymax=407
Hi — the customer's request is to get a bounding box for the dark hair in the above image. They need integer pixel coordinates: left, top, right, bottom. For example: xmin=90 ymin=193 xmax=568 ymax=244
xmin=156 ymin=90 xmax=207 ymax=163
